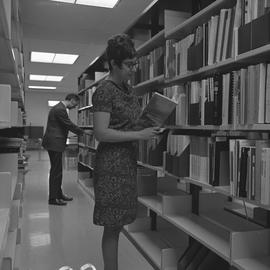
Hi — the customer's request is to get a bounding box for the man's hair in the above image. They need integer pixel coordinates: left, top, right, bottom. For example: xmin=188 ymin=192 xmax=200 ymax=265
xmin=106 ymin=33 xmax=136 ymax=70
xmin=65 ymin=93 xmax=80 ymax=102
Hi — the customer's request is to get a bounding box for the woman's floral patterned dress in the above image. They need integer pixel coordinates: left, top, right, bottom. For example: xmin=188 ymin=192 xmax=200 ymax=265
xmin=92 ymin=80 xmax=142 ymax=227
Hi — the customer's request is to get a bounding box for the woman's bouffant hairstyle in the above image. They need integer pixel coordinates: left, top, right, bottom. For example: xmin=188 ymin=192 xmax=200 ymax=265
xmin=106 ymin=34 xmax=136 ymax=70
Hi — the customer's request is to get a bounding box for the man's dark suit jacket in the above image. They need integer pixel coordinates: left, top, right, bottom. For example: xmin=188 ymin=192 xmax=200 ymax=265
xmin=42 ymin=102 xmax=83 ymax=152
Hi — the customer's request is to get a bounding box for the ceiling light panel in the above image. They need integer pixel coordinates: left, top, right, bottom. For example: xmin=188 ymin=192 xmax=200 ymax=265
xmin=45 ymin=76 xmax=63 ymax=81
xmin=31 ymin=51 xmax=79 ymax=64
xmin=31 ymin=52 xmax=55 ymax=63
xmin=53 ymin=54 xmax=79 ymax=64
xmin=76 ymin=0 xmax=119 ymax=8
xmin=29 ymin=86 xmax=56 ymax=89
xmin=51 ymin=0 xmax=75 ymax=3
xmin=29 ymin=75 xmax=46 ymax=81
xmin=30 ymin=74 xmax=63 ymax=82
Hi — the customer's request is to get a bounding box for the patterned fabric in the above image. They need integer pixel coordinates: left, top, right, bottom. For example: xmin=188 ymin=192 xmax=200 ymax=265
xmin=92 ymin=80 xmax=142 ymax=227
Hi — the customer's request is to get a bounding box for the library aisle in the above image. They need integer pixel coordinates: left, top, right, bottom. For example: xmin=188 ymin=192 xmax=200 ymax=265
xmin=20 ymin=150 xmax=154 ymax=270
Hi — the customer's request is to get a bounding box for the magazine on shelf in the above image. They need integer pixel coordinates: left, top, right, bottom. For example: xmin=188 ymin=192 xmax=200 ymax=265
xmin=139 ymin=92 xmax=178 ymax=127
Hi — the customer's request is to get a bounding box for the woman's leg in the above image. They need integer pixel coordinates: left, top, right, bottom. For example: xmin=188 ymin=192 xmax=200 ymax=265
xmin=102 ymin=225 xmax=122 ymax=270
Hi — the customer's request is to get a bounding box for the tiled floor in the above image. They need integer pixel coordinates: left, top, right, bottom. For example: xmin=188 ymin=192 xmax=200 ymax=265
xmin=20 ymin=150 xmax=154 ymax=270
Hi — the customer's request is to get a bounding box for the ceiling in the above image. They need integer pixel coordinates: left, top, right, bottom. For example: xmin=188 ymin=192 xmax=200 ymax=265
xmin=21 ymin=0 xmax=155 ymax=94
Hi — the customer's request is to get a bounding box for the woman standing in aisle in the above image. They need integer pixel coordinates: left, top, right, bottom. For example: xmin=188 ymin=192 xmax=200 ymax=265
xmin=92 ymin=34 xmax=161 ymax=270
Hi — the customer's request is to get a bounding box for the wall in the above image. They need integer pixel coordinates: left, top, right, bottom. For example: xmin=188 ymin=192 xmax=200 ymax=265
xmin=25 ymin=91 xmax=78 ymax=131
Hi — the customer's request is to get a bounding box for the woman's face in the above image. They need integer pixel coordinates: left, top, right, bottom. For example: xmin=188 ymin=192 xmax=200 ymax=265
xmin=113 ymin=58 xmax=138 ymax=82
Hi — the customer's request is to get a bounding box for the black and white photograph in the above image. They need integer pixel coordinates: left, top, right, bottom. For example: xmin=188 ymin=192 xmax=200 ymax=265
xmin=0 ymin=0 xmax=269 ymax=269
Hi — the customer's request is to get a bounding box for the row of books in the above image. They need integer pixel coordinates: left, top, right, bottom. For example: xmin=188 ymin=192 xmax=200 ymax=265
xmin=241 ymin=0 xmax=270 ymax=25
xmin=164 ymin=1 xmax=270 ymax=79
xmin=139 ymin=132 xmax=270 ymax=205
xmin=162 ymin=62 xmax=270 ymax=126
xmin=232 ymin=63 xmax=270 ymax=125
xmin=164 ymin=135 xmax=230 ymax=187
xmin=165 ymin=35 xmax=194 ymax=79
xmin=165 ymin=4 xmax=238 ymax=77
xmin=78 ymin=132 xmax=98 ymax=149
xmin=137 ymin=131 xmax=168 ymax=167
xmin=78 ymin=86 xmax=96 ymax=108
xmin=230 ymin=139 xmax=270 ymax=205
xmin=78 ymin=110 xmax=93 ymax=126
xmin=132 ymin=46 xmax=164 ymax=84
xmin=163 ymin=85 xmax=187 ymax=125
xmin=163 ymin=76 xmax=223 ymax=126
xmin=78 ymin=148 xmax=96 ymax=169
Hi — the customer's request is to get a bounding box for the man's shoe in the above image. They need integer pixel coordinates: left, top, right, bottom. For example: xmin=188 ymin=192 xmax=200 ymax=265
xmin=48 ymin=199 xmax=67 ymax=206
xmin=60 ymin=194 xmax=73 ymax=201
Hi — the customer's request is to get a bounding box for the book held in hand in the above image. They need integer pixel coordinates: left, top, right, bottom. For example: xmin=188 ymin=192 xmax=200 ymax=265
xmin=139 ymin=92 xmax=178 ymax=127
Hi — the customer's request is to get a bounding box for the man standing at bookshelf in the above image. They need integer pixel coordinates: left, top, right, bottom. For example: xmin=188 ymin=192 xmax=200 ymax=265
xmin=42 ymin=93 xmax=84 ymax=206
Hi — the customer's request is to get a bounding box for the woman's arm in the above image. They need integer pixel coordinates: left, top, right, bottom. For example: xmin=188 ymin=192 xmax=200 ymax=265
xmin=94 ymin=111 xmax=160 ymax=142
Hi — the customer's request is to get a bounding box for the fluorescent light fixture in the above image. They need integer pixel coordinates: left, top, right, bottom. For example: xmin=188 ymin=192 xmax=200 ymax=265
xmin=30 ymin=74 xmax=63 ymax=82
xmin=48 ymin=100 xmax=60 ymax=107
xmin=29 ymin=75 xmax=46 ymax=81
xmin=28 ymin=86 xmax=56 ymax=90
xmin=76 ymin=0 xmax=119 ymax=8
xmin=45 ymin=75 xmax=63 ymax=81
xmin=51 ymin=0 xmax=119 ymax=8
xmin=31 ymin=51 xmax=79 ymax=64
xmin=31 ymin=52 xmax=54 ymax=63
xmin=51 ymin=0 xmax=75 ymax=3
xmin=53 ymin=53 xmax=79 ymax=64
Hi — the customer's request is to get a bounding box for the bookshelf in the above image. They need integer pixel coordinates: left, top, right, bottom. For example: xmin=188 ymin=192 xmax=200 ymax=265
xmin=0 ymin=138 xmax=26 ymax=270
xmin=78 ymin=105 xmax=93 ymax=112
xmin=165 ymin=0 xmax=236 ymax=40
xmin=76 ymin=0 xmax=270 ymax=269
xmin=0 ymin=0 xmax=25 ymax=110
xmin=134 ymin=74 xmax=165 ymax=96
xmin=136 ymin=30 xmax=165 ymax=57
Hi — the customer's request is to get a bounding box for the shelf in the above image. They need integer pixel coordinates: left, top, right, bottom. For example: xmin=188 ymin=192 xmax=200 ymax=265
xmin=138 ymin=196 xmax=163 ymax=215
xmin=0 ymin=121 xmax=11 ymax=130
xmin=136 ymin=30 xmax=165 ymax=57
xmin=165 ymin=124 xmax=270 ymax=133
xmin=78 ymin=72 xmax=108 ymax=95
xmin=183 ymin=177 xmax=231 ymax=196
xmin=78 ymin=143 xmax=96 ymax=151
xmin=123 ymin=219 xmax=188 ymax=270
xmin=138 ymin=191 xmax=191 ymax=218
xmin=0 ymin=0 xmax=11 ymax=39
xmin=230 ymin=196 xmax=270 ymax=212
xmin=200 ymin=210 xmax=263 ymax=233
xmin=164 ymin=47 xmax=270 ymax=90
xmin=133 ymin=75 xmax=165 ymax=96
xmin=122 ymin=229 xmax=169 ymax=270
xmin=78 ymin=161 xmax=93 ymax=170
xmin=164 ymin=213 xmax=230 ymax=261
xmin=0 ymin=208 xmax=10 ymax=264
xmin=0 ymin=37 xmax=24 ymax=108
xmin=237 ymin=44 xmax=270 ymax=66
xmin=230 ymin=229 xmax=270 ymax=270
xmin=79 ymin=125 xmax=93 ymax=129
xmin=2 ymin=230 xmax=17 ymax=270
xmin=234 ymin=256 xmax=270 ymax=270
xmin=78 ymin=105 xmax=93 ymax=112
xmin=165 ymin=57 xmax=237 ymax=86
xmin=137 ymin=161 xmax=163 ymax=172
xmin=166 ymin=125 xmax=220 ymax=130
xmin=165 ymin=0 xmax=236 ymax=40
xmin=137 ymin=161 xmax=165 ymax=177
